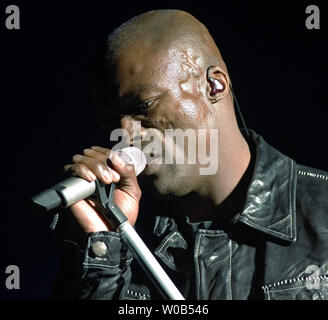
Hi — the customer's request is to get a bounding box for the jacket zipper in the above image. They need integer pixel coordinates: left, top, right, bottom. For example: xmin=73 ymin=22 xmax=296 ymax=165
xmin=194 ymin=234 xmax=202 ymax=300
xmin=126 ymin=289 xmax=149 ymax=300
xmin=298 ymin=170 xmax=328 ymax=180
xmin=262 ymin=274 xmax=328 ymax=291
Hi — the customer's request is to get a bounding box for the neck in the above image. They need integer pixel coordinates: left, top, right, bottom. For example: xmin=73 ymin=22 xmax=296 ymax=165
xmin=167 ymin=130 xmax=253 ymax=223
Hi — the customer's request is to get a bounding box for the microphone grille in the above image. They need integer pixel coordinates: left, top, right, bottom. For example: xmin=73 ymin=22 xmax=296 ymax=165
xmin=118 ymin=147 xmax=147 ymax=176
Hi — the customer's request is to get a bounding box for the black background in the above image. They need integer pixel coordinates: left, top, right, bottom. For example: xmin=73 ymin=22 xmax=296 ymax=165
xmin=0 ymin=1 xmax=327 ymax=300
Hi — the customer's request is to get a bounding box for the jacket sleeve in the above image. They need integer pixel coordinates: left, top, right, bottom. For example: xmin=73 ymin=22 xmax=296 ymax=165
xmin=51 ymin=212 xmax=134 ymax=300
xmin=80 ymin=231 xmax=134 ymax=299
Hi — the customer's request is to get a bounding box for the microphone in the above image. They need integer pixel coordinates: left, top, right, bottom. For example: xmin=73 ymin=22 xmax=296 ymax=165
xmin=31 ymin=147 xmax=147 ymax=213
xmin=31 ymin=146 xmax=185 ymax=300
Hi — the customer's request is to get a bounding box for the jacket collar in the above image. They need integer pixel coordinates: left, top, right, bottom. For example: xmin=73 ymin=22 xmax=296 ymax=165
xmin=152 ymin=130 xmax=297 ymax=244
xmin=236 ymin=130 xmax=297 ymax=243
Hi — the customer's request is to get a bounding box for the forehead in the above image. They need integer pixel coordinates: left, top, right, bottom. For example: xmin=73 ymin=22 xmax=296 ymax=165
xmin=113 ymin=44 xmax=185 ymax=97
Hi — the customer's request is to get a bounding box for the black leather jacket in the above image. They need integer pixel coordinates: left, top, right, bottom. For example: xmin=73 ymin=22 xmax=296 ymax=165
xmin=53 ymin=130 xmax=328 ymax=300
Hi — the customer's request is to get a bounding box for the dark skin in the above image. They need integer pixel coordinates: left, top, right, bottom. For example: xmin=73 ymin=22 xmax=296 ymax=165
xmin=65 ymin=11 xmax=251 ymax=233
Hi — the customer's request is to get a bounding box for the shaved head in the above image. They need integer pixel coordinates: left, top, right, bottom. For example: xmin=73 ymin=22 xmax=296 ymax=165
xmin=106 ymin=10 xmax=225 ymax=71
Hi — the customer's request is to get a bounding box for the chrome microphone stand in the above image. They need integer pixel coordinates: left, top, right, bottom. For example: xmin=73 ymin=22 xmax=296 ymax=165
xmin=94 ymin=180 xmax=185 ymax=300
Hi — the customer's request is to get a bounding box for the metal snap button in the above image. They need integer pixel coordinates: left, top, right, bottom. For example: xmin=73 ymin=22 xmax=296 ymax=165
xmin=91 ymin=241 xmax=108 ymax=257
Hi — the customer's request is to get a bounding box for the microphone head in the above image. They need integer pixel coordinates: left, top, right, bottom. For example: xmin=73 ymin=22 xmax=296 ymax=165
xmin=118 ymin=147 xmax=147 ymax=176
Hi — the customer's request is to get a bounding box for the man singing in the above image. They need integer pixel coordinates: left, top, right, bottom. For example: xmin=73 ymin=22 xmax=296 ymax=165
xmin=53 ymin=9 xmax=328 ymax=300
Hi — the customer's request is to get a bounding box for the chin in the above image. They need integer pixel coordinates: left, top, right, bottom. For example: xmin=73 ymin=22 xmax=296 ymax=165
xmin=139 ymin=171 xmax=190 ymax=200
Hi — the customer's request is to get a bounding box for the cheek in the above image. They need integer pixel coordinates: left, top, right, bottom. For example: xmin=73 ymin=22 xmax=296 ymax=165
xmin=180 ymin=99 xmax=198 ymax=118
xmin=166 ymin=98 xmax=209 ymax=130
xmin=179 ymin=99 xmax=206 ymax=126
xmin=149 ymin=94 xmax=209 ymax=131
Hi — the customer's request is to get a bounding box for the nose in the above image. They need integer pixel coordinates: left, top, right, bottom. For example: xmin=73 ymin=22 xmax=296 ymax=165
xmin=120 ymin=116 xmax=144 ymax=146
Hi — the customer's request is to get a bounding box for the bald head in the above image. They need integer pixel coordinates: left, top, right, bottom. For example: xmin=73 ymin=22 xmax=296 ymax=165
xmin=106 ymin=10 xmax=226 ymax=73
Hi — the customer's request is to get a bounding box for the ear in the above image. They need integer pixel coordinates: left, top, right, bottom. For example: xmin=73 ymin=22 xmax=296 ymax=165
xmin=206 ymin=66 xmax=230 ymax=103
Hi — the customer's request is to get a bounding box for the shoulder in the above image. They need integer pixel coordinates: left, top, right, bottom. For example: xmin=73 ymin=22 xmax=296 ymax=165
xmin=297 ymin=164 xmax=328 ymax=182
xmin=296 ymin=164 xmax=328 ymax=195
xmin=295 ymin=163 xmax=328 ymax=233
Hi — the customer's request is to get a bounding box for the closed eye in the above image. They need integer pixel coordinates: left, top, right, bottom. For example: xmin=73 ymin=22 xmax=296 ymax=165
xmin=135 ymin=98 xmax=156 ymax=115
